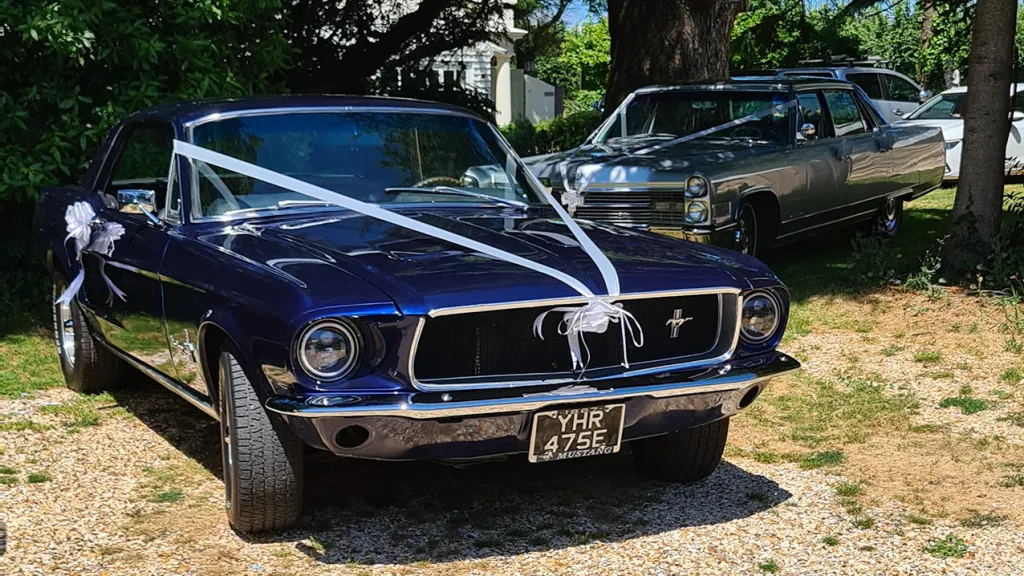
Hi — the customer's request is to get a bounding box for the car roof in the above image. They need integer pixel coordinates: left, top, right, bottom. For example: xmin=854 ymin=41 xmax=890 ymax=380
xmin=636 ymin=76 xmax=856 ymax=93
xmin=125 ymin=95 xmax=482 ymax=127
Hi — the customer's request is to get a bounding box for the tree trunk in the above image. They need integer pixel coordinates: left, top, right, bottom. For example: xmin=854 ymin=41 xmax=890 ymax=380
xmin=945 ymin=0 xmax=1017 ymax=274
xmin=918 ymin=0 xmax=935 ymax=85
xmin=604 ymin=0 xmax=748 ymax=113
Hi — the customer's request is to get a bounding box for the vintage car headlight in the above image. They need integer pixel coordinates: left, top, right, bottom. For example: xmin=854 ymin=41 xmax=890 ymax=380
xmin=686 ymin=175 xmax=708 ymax=198
xmin=685 ymin=201 xmax=709 ymax=224
xmin=297 ymin=320 xmax=360 ymax=381
xmin=740 ymin=291 xmax=780 ymax=343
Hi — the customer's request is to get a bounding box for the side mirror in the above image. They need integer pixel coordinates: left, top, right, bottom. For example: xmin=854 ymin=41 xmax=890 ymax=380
xmin=799 ymin=123 xmax=817 ymax=140
xmin=919 ymin=90 xmax=932 ymax=103
xmin=1012 ymin=111 xmax=1024 ymax=122
xmin=117 ymin=189 xmax=160 ymax=224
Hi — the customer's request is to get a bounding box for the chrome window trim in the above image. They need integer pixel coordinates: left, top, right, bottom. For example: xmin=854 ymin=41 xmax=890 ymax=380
xmin=410 ymin=288 xmax=743 ymax=392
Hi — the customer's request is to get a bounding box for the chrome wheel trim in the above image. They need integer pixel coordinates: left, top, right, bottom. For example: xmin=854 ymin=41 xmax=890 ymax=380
xmin=219 ymin=369 xmax=233 ymax=510
xmin=881 ymin=197 xmax=899 ymax=233
xmin=735 ymin=206 xmax=757 ymax=256
xmin=54 ymin=285 xmax=76 ymax=367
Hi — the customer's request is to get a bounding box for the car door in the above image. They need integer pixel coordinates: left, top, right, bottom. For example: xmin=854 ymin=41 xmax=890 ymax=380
xmin=779 ymin=90 xmax=845 ymax=236
xmin=845 ymin=72 xmax=887 ymax=116
xmin=821 ymin=88 xmax=891 ymax=217
xmin=880 ymin=73 xmax=924 ymax=122
xmin=84 ymin=122 xmax=175 ymax=377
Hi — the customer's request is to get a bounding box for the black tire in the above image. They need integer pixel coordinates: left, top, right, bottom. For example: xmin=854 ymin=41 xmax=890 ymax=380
xmin=52 ymin=273 xmax=125 ymax=393
xmin=734 ymin=201 xmax=775 ymax=258
xmin=631 ymin=417 xmax=730 ymax=482
xmin=875 ymin=196 xmax=903 ymax=238
xmin=218 ymin=347 xmax=304 ymax=533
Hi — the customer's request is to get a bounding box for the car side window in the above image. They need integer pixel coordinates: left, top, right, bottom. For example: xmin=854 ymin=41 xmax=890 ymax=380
xmin=846 ymin=73 xmax=883 ymax=100
xmin=796 ymin=91 xmax=829 ymax=141
xmin=883 ymin=75 xmax=920 ymax=102
xmin=822 ymin=90 xmax=868 ymax=137
xmin=104 ymin=124 xmax=175 ymax=218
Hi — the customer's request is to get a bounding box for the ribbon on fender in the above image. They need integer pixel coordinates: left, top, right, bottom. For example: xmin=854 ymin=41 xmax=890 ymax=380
xmin=171 ymin=139 xmax=639 ymax=373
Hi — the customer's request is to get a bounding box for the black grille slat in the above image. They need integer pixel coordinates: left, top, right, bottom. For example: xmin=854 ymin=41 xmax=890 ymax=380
xmin=648 ymin=190 xmax=689 ymax=227
xmin=414 ymin=294 xmax=721 ymax=382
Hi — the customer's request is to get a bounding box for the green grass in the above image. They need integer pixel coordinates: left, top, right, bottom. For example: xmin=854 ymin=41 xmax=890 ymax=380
xmin=1000 ymin=473 xmax=1024 ymax=488
xmin=853 ymin=516 xmax=876 ymax=529
xmin=39 ymin=393 xmax=124 ymax=428
xmin=938 ymin=396 xmax=988 ymax=415
xmin=834 ymin=481 xmax=863 ymax=497
xmin=880 ymin=345 xmax=905 ymax=357
xmin=998 ymin=413 xmax=1024 ymax=427
xmin=757 ymin=559 xmax=780 ymax=573
xmin=0 ymin=465 xmax=17 ymax=475
xmin=801 ymin=450 xmax=846 ymax=469
xmin=0 ymin=332 xmax=64 ymax=397
xmin=924 ymin=534 xmax=969 ymax=559
xmin=1000 ymin=367 xmax=1023 ymax=384
xmin=905 ymin=513 xmax=934 ymax=526
xmin=751 ymin=373 xmax=918 ymax=450
xmin=914 ymin=350 xmax=942 ymax=364
xmin=151 ymin=490 xmax=184 ymax=504
xmin=960 ymin=511 xmax=1006 ymax=528
xmin=27 ymin=471 xmax=51 ymax=483
xmin=0 ymin=419 xmax=52 ymax=432
xmin=822 ymin=535 xmax=839 ymax=546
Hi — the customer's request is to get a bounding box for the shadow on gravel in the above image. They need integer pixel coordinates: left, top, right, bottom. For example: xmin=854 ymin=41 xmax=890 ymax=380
xmin=112 ymin=379 xmax=793 ymax=565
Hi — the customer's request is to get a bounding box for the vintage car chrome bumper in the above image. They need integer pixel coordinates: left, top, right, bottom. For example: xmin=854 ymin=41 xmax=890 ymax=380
xmin=265 ymin=351 xmax=799 ymax=461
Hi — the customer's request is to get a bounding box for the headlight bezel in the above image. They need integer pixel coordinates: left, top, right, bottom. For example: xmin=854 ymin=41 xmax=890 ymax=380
xmin=685 ymin=175 xmax=709 ymax=198
xmin=685 ymin=200 xmax=709 ymax=224
xmin=739 ymin=290 xmax=781 ymax=344
xmin=296 ymin=319 xmax=362 ymax=382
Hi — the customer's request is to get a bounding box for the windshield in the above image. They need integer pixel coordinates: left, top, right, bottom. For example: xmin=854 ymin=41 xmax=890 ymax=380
xmin=190 ymin=112 xmax=541 ymax=217
xmin=907 ymin=92 xmax=966 ymax=120
xmin=596 ymin=90 xmax=791 ymax=145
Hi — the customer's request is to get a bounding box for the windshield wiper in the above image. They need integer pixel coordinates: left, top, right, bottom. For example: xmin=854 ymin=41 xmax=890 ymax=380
xmin=384 ymin=186 xmax=529 ymax=210
xmin=221 ymin=199 xmax=339 ymax=217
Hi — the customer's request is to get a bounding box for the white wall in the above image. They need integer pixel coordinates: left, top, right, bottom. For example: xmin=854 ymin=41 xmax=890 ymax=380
xmin=510 ymin=70 xmax=557 ymax=124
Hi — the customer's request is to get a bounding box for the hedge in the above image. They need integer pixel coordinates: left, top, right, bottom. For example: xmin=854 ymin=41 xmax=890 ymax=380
xmin=501 ymin=111 xmax=603 ymax=157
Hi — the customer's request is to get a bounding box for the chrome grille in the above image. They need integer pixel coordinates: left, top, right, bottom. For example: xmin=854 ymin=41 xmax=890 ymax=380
xmin=411 ymin=291 xmax=741 ymax=390
xmin=571 ymin=190 xmax=693 ymax=228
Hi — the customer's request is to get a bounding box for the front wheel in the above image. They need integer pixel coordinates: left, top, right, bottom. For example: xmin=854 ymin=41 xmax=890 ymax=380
xmin=876 ymin=196 xmax=903 ymax=238
xmin=52 ymin=274 xmax=125 ymax=393
xmin=631 ymin=418 xmax=730 ymax=482
xmin=218 ymin=347 xmax=304 ymax=533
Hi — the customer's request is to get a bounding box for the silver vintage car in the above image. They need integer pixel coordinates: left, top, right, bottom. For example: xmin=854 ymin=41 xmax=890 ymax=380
xmin=524 ymin=78 xmax=945 ymax=257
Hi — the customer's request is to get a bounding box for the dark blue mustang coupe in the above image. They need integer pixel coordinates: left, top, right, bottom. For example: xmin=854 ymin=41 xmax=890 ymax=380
xmin=36 ymin=96 xmax=799 ymax=533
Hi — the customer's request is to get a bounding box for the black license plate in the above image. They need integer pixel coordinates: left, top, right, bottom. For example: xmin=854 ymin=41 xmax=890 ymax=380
xmin=528 ymin=404 xmax=625 ymax=463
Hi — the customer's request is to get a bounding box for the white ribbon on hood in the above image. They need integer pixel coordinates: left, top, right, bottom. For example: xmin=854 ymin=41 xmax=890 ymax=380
xmin=55 ymin=201 xmax=126 ymax=305
xmin=171 ymin=138 xmax=639 ymax=373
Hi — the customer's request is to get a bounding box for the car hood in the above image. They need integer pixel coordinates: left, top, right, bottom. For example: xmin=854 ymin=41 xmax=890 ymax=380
xmin=899 ymin=118 xmax=963 ymax=141
xmin=524 ymin=140 xmax=773 ymax=184
xmin=209 ymin=207 xmax=771 ymax=316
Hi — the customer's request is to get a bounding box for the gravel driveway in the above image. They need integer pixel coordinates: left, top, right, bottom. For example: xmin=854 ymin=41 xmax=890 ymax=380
xmin=2 ymin=374 xmax=1022 ymax=576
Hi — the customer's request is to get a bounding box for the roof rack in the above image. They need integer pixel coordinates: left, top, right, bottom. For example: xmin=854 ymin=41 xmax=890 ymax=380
xmin=796 ymin=55 xmax=890 ymax=69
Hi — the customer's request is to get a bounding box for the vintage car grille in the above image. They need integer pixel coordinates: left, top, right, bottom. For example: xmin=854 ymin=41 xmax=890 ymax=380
xmin=573 ymin=190 xmax=691 ymax=228
xmin=412 ymin=293 xmax=737 ymax=386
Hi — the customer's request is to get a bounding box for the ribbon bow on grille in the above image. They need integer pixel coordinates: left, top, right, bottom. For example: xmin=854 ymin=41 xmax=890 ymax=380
xmin=533 ymin=299 xmax=645 ymax=374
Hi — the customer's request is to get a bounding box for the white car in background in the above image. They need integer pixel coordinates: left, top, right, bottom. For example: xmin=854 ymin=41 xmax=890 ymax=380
xmin=900 ymin=84 xmax=1024 ymax=182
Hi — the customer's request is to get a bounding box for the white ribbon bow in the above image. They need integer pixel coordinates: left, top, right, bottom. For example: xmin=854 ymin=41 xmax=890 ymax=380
xmin=533 ymin=299 xmax=644 ymax=374
xmin=56 ymin=201 xmax=127 ymax=306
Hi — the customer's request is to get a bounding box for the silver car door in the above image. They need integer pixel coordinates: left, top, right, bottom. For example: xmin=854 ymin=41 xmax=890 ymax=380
xmin=881 ymin=73 xmax=924 ymax=121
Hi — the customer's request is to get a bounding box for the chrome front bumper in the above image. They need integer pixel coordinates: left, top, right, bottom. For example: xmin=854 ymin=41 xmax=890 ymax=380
xmin=265 ymin=351 xmax=799 ymax=420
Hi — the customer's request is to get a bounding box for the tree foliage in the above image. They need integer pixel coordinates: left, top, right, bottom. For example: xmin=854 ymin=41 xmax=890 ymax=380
xmin=0 ymin=0 xmax=290 ymax=201
xmin=535 ymin=17 xmax=611 ymax=113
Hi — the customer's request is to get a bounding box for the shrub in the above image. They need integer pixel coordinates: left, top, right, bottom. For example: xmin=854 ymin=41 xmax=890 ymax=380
xmin=501 ymin=111 xmax=603 ymax=157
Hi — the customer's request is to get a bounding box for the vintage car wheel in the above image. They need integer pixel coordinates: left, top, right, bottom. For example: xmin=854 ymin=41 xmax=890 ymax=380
xmin=52 ymin=274 xmax=125 ymax=393
xmin=630 ymin=418 xmax=730 ymax=482
xmin=876 ymin=196 xmax=903 ymax=238
xmin=218 ymin=347 xmax=304 ymax=533
xmin=735 ymin=203 xmax=760 ymax=257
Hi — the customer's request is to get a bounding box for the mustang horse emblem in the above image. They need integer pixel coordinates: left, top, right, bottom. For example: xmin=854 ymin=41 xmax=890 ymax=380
xmin=666 ymin=309 xmax=694 ymax=339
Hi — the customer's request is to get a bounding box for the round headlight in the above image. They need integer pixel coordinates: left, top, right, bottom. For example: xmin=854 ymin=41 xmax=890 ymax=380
xmin=686 ymin=201 xmax=709 ymax=224
xmin=297 ymin=320 xmax=360 ymax=381
xmin=686 ymin=176 xmax=708 ymax=198
xmin=741 ymin=292 xmax=780 ymax=343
